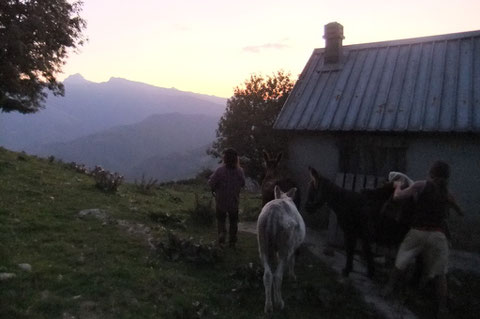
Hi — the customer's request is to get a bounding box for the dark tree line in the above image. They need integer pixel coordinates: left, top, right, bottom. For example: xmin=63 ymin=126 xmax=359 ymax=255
xmin=0 ymin=0 xmax=86 ymax=114
xmin=209 ymin=71 xmax=295 ymax=180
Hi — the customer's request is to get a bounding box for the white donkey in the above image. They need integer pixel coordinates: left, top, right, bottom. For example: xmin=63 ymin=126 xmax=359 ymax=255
xmin=257 ymin=185 xmax=306 ymax=313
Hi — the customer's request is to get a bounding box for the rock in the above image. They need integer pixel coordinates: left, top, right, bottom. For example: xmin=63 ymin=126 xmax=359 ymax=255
xmin=62 ymin=312 xmax=76 ymax=319
xmin=80 ymin=301 xmax=97 ymax=311
xmin=78 ymin=209 xmax=108 ymax=221
xmin=41 ymin=290 xmax=50 ymax=300
xmin=78 ymin=253 xmax=86 ymax=264
xmin=0 ymin=273 xmax=16 ymax=281
xmin=245 ymin=177 xmax=260 ymax=193
xmin=18 ymin=263 xmax=32 ymax=272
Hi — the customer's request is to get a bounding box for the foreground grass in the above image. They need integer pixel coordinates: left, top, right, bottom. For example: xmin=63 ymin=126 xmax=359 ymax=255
xmin=0 ymin=148 xmax=381 ymax=318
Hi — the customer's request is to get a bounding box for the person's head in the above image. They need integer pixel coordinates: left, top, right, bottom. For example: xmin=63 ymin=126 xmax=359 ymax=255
xmin=428 ymin=160 xmax=450 ymax=191
xmin=429 ymin=160 xmax=450 ymax=180
xmin=223 ymin=148 xmax=239 ymax=169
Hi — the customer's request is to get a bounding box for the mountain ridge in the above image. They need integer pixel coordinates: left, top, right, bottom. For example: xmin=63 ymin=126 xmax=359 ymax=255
xmin=0 ymin=75 xmax=227 ymax=151
xmin=34 ymin=112 xmax=220 ymax=181
xmin=0 ymin=75 xmax=226 ymax=181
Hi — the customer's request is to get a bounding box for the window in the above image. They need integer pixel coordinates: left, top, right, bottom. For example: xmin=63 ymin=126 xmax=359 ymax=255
xmin=337 ymin=135 xmax=407 ymax=178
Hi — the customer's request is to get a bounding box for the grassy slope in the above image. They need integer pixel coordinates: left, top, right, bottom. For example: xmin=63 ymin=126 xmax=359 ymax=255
xmin=1 ymin=147 xmax=381 ymax=319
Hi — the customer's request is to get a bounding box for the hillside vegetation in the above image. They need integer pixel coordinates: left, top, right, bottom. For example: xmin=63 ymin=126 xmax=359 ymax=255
xmin=0 ymin=147 xmax=381 ymax=319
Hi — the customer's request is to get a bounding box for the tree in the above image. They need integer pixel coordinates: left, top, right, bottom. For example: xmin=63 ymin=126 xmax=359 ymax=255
xmin=209 ymin=71 xmax=295 ymax=180
xmin=0 ymin=0 xmax=86 ymax=113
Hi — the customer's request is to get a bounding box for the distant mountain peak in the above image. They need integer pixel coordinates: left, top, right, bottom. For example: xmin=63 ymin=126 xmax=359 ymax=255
xmin=107 ymin=76 xmax=128 ymax=83
xmin=63 ymin=73 xmax=87 ymax=84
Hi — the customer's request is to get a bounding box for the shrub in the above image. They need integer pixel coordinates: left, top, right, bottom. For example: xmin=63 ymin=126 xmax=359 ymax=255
xmin=148 ymin=211 xmax=185 ymax=229
xmin=159 ymin=168 xmax=214 ymax=187
xmin=135 ymin=174 xmax=158 ymax=194
xmin=67 ymin=161 xmax=89 ymax=174
xmin=187 ymin=193 xmax=215 ymax=226
xmin=240 ymin=201 xmax=261 ymax=222
xmin=156 ymin=232 xmax=221 ymax=264
xmin=17 ymin=152 xmax=28 ymax=161
xmin=90 ymin=166 xmax=124 ymax=192
xmin=229 ymin=263 xmax=263 ymax=291
xmin=195 ymin=168 xmax=213 ymax=181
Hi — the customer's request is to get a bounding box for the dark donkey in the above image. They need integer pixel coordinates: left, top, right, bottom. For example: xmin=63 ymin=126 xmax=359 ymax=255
xmin=305 ymin=167 xmax=376 ymax=277
xmin=261 ymin=151 xmax=301 ymax=208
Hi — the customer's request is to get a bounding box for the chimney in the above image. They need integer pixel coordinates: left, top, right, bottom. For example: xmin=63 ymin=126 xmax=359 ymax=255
xmin=323 ymin=22 xmax=344 ymax=64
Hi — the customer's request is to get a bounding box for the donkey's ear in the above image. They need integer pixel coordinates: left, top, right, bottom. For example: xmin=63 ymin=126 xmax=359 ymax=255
xmin=263 ymin=150 xmax=270 ymax=162
xmin=309 ymin=166 xmax=319 ymax=188
xmin=275 ymin=152 xmax=283 ymax=164
xmin=308 ymin=166 xmax=320 ymax=178
xmin=286 ymin=187 xmax=297 ymax=199
xmin=274 ymin=185 xmax=282 ymax=199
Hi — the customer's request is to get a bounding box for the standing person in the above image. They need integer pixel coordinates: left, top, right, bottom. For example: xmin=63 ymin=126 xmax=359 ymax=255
xmin=383 ymin=161 xmax=460 ymax=318
xmin=208 ymin=148 xmax=246 ymax=248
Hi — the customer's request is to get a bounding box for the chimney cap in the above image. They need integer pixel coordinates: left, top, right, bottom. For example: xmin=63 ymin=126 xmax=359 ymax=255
xmin=323 ymin=22 xmax=345 ymax=40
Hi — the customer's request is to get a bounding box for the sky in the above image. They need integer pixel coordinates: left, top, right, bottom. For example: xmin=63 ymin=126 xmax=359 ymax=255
xmin=60 ymin=0 xmax=480 ymax=98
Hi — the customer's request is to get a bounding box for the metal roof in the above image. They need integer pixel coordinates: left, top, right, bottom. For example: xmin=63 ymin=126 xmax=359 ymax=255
xmin=274 ymin=30 xmax=480 ymax=133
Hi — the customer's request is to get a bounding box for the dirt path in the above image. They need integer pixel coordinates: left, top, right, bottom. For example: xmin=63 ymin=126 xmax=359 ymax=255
xmin=240 ymin=221 xmax=480 ymax=319
xmin=239 ymin=222 xmax=417 ymax=319
xmin=79 ymin=208 xmax=479 ymax=319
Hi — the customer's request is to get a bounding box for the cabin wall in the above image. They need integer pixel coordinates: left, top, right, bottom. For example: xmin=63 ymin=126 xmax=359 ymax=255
xmin=286 ymin=133 xmax=339 ymax=209
xmin=286 ymin=132 xmax=480 ymax=216
xmin=406 ymin=135 xmax=480 ymax=216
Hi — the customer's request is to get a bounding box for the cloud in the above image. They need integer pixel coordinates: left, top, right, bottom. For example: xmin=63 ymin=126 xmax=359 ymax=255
xmin=242 ymin=42 xmax=290 ymax=53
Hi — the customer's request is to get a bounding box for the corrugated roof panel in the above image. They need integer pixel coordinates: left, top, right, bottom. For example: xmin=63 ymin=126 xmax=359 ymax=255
xmin=306 ymin=71 xmax=339 ymax=130
xmin=423 ymin=41 xmax=447 ymax=131
xmin=319 ymin=50 xmax=358 ymax=130
xmin=274 ymin=29 xmax=480 ymax=132
xmin=355 ymin=47 xmax=389 ymax=129
xmin=343 ymin=49 xmax=379 ymax=130
xmin=408 ymin=42 xmax=433 ymax=130
xmin=297 ymin=70 xmax=330 ymax=129
xmin=287 ymin=51 xmax=325 ymax=129
xmin=455 ymin=37 xmax=474 ymax=131
xmin=331 ymin=49 xmax=369 ymax=130
xmin=473 ymin=37 xmax=480 ymax=129
xmin=439 ymin=40 xmax=461 ymax=131
xmin=381 ymin=45 xmax=411 ymax=131
xmin=367 ymin=46 xmax=400 ymax=130
xmin=394 ymin=43 xmax=422 ymax=131
xmin=274 ymin=50 xmax=318 ymax=129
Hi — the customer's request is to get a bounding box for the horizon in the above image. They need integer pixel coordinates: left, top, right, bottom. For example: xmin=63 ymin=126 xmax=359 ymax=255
xmin=59 ymin=0 xmax=480 ymax=98
xmin=62 ymin=73 xmax=227 ymax=99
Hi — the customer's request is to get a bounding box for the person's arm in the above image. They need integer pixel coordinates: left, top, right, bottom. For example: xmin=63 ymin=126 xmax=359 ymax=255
xmin=208 ymin=168 xmax=220 ymax=196
xmin=393 ymin=180 xmax=426 ymax=201
xmin=447 ymin=192 xmax=464 ymax=216
xmin=239 ymin=168 xmax=246 ymax=188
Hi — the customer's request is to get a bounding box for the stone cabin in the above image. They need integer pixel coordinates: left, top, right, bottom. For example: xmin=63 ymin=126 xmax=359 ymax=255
xmin=274 ymin=22 xmax=480 ymax=217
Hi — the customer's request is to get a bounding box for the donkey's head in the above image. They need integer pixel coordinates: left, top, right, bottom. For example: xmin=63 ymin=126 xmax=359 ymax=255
xmin=274 ymin=185 xmax=297 ymax=201
xmin=263 ymin=150 xmax=282 ymax=179
xmin=305 ymin=166 xmax=326 ymax=213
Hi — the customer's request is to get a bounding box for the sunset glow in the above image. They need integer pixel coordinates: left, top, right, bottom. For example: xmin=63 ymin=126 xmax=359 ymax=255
xmin=60 ymin=0 xmax=480 ymax=98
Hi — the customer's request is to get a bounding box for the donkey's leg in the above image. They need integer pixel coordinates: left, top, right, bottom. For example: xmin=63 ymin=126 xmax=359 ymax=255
xmin=361 ymin=236 xmax=375 ymax=278
xmin=343 ymin=233 xmax=356 ymax=277
xmin=287 ymin=252 xmax=297 ymax=281
xmin=263 ymin=262 xmax=273 ymax=313
xmin=273 ymin=259 xmax=285 ymax=309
